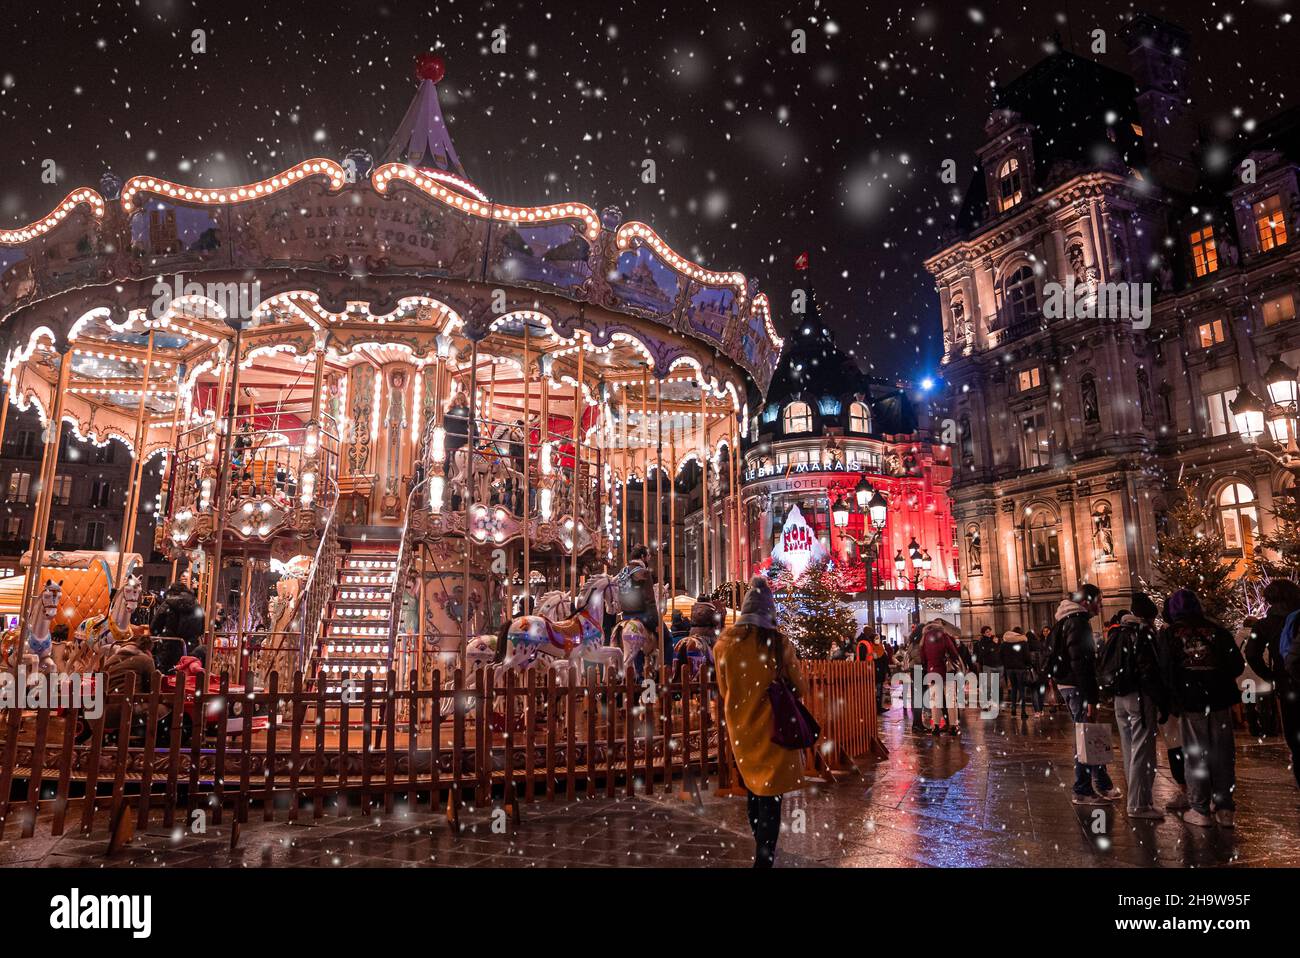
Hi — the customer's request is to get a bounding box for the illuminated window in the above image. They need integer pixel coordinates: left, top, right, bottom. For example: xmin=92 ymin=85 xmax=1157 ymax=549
xmin=1263 ymin=293 xmax=1297 ymax=328
xmin=996 ymin=157 xmax=1023 ymax=212
xmin=1197 ymin=319 xmax=1226 ymax=347
xmin=4 ymin=517 xmax=21 ymax=539
xmin=1019 ymin=409 xmax=1051 ymax=467
xmin=1255 ymin=194 xmax=1289 ymax=252
xmin=1003 ymin=266 xmax=1039 ymax=327
xmin=1027 ymin=508 xmax=1060 ymax=568
xmin=1218 ymin=482 xmax=1258 ymax=555
xmin=849 ymin=401 xmax=872 ymax=433
xmin=783 ymin=401 xmax=812 ymax=434
xmin=1205 ymin=388 xmax=1239 ymax=437
xmin=1017 ymin=367 xmax=1042 ymax=391
xmin=1189 ymin=227 xmax=1219 ymax=277
xmin=52 ymin=475 xmax=72 ymax=507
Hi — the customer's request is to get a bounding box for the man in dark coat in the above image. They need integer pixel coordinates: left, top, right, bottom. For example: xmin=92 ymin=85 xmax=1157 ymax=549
xmin=1249 ymin=579 xmax=1300 ymax=787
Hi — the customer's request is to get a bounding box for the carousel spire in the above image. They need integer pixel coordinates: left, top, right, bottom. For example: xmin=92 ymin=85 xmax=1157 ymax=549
xmin=380 ymin=52 xmax=468 ymax=178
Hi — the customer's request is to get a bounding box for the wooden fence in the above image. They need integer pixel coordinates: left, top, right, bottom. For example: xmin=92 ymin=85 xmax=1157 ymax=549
xmin=0 ymin=660 xmax=879 ymax=844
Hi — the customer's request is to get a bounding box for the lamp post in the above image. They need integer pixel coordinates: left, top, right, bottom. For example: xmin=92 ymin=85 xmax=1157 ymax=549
xmin=894 ymin=536 xmax=931 ymax=626
xmin=832 ymin=477 xmax=888 ymax=632
xmin=1230 ymin=360 xmax=1300 ymax=502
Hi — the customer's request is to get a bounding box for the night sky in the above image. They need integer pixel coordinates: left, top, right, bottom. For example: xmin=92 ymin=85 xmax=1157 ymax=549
xmin=1 ymin=0 xmax=1296 ymax=382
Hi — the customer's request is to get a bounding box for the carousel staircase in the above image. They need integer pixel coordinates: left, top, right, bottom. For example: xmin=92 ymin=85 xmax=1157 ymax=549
xmin=311 ymin=544 xmax=400 ymax=721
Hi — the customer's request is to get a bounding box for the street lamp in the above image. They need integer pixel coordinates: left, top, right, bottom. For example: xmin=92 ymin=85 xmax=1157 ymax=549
xmin=897 ymin=537 xmax=928 ymax=623
xmin=832 ymin=480 xmax=888 ymax=633
xmin=1230 ymin=363 xmax=1300 ymax=526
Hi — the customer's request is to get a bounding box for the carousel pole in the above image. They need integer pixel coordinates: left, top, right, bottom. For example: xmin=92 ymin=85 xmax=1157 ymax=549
xmin=699 ymin=386 xmax=710 ymax=596
xmin=620 ymin=392 xmax=629 ymax=567
xmin=163 ymin=363 xmax=187 ymax=582
xmin=640 ymin=367 xmax=649 ymax=553
xmin=205 ymin=328 xmax=244 ymax=651
xmin=521 ymin=321 xmax=531 ymax=612
xmin=729 ymin=416 xmax=741 ymax=608
xmin=653 ymin=373 xmax=664 ymax=620
xmin=569 ymin=345 xmax=584 ymax=591
xmin=669 ymin=432 xmax=677 ymax=602
xmin=117 ymin=328 xmax=156 ymax=580
xmin=14 ymin=342 xmax=73 ymax=677
xmin=461 ymin=340 xmax=479 ymax=648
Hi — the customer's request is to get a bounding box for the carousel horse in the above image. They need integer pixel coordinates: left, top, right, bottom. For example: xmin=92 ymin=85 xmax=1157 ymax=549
xmin=67 ymin=561 xmax=143 ymax=672
xmin=2 ymin=578 xmax=62 ymax=676
xmin=672 ymin=633 xmax=714 ymax=678
xmin=500 ymin=574 xmax=623 ymax=683
xmin=533 ymin=590 xmax=572 ymax=622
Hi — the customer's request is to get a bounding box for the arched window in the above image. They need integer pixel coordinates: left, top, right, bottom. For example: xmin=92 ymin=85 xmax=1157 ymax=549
xmin=849 ymin=401 xmax=871 ymax=433
xmin=1218 ymin=482 xmax=1259 ymax=554
xmin=783 ymin=401 xmax=812 ymax=434
xmin=1027 ymin=508 xmax=1060 ymax=569
xmin=1003 ymin=265 xmax=1038 ymax=327
xmin=997 ymin=157 xmax=1024 ymax=212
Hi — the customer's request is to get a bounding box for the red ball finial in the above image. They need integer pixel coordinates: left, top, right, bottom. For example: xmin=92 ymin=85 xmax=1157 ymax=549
xmin=415 ymin=53 xmax=446 ymax=83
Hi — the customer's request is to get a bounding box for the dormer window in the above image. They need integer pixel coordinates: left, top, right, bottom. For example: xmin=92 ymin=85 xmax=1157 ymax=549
xmin=783 ymin=401 xmax=812 ymax=434
xmin=996 ymin=157 xmax=1024 ymax=212
xmin=1255 ymin=194 xmax=1289 ymax=252
xmin=1189 ymin=226 xmax=1219 ymax=278
xmin=849 ymin=401 xmax=871 ymax=433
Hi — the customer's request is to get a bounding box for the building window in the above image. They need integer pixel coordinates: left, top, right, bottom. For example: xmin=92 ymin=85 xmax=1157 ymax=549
xmin=14 ymin=431 xmax=36 ymax=458
xmin=783 ymin=401 xmax=812 ymax=434
xmin=1002 ymin=265 xmax=1039 ymax=328
xmin=83 ymin=520 xmax=106 ymax=550
xmin=996 ymin=157 xmax=1023 ymax=212
xmin=1019 ymin=409 xmax=1051 ymax=468
xmin=5 ymin=517 xmax=21 ymax=539
xmin=52 ymin=474 xmax=72 ymax=506
xmin=1197 ymin=319 xmax=1226 ymax=347
xmin=1205 ymin=388 xmax=1239 ymax=437
xmin=1218 ymin=482 xmax=1258 ymax=554
xmin=1189 ymin=226 xmax=1219 ymax=278
xmin=1027 ymin=509 xmax=1060 ymax=569
xmin=47 ymin=519 xmax=66 ymax=546
xmin=1254 ymin=194 xmax=1289 ymax=252
xmin=1263 ymin=292 xmax=1297 ymax=328
xmin=89 ymin=480 xmax=113 ymax=509
xmin=849 ymin=401 xmax=871 ymax=433
xmin=1017 ymin=366 xmax=1042 ymax=392
xmin=5 ymin=472 xmax=32 ymax=503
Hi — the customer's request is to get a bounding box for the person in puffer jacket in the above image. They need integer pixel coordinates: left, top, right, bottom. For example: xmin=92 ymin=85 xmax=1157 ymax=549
xmin=1049 ymin=583 xmax=1121 ymax=805
xmin=919 ymin=620 xmax=963 ymax=736
xmin=1158 ymin=588 xmax=1244 ymax=828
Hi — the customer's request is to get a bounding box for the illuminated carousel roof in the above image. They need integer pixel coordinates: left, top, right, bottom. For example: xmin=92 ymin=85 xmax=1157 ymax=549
xmin=0 ymin=56 xmax=784 ymax=460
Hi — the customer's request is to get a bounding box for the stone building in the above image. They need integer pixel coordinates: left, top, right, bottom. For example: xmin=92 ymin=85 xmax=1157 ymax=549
xmin=927 ymin=14 xmax=1300 ymax=631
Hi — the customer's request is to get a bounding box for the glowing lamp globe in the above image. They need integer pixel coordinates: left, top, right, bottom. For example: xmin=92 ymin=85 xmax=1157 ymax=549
xmin=1229 ymin=385 xmax=1266 ymax=444
xmin=415 ymin=53 xmax=446 ymax=84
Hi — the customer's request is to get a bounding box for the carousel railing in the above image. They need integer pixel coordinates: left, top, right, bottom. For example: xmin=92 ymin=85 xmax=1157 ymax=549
xmin=0 ymin=660 xmax=881 ymax=841
xmin=171 ymin=409 xmax=340 ymax=531
xmin=296 ymin=497 xmax=341 ymax=681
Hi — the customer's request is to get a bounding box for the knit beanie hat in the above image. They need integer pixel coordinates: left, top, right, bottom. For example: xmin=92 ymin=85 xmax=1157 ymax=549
xmin=735 ymin=575 xmax=779 ymax=630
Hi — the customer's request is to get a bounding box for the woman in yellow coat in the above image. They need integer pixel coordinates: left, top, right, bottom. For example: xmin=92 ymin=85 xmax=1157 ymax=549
xmin=715 ymin=575 xmax=809 ymax=867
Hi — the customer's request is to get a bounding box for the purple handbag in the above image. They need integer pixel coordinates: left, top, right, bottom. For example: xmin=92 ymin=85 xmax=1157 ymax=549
xmin=767 ymin=635 xmax=820 ymax=749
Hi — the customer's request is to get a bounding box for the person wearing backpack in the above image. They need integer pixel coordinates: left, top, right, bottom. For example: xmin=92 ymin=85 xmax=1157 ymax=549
xmin=1158 ymin=588 xmax=1244 ymax=828
xmin=1252 ymin=579 xmax=1300 ymax=785
xmin=1048 ymin=583 xmax=1121 ymax=805
xmin=1000 ymin=627 xmax=1032 ymax=719
xmin=1105 ymin=593 xmax=1167 ymax=819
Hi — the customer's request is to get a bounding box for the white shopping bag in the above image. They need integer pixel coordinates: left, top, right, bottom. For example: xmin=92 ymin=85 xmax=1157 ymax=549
xmin=1075 ymin=722 xmax=1114 ymax=765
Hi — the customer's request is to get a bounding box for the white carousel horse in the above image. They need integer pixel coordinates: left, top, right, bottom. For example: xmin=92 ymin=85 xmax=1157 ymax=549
xmin=67 ymin=562 xmax=142 ymax=672
xmin=500 ymin=574 xmax=623 ymax=684
xmin=533 ymin=590 xmax=572 ymax=622
xmin=3 ymin=579 xmax=62 ymax=676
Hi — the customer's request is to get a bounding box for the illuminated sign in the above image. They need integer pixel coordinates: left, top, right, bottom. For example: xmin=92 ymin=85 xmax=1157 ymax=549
xmin=770 ymin=504 xmax=828 ymax=578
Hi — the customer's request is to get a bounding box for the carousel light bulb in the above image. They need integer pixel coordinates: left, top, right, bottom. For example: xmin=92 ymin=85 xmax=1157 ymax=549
xmin=431 ymin=425 xmax=446 ymax=460
xmin=540 ymin=441 xmax=553 ymax=475
xmin=540 ymin=487 xmax=553 ymax=521
xmin=429 ymin=475 xmax=445 ymax=512
xmin=304 ymin=421 xmax=320 ymax=458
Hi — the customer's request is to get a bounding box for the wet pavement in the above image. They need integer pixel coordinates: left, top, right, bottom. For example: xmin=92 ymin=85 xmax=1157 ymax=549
xmin=5 ymin=702 xmax=1299 ymax=867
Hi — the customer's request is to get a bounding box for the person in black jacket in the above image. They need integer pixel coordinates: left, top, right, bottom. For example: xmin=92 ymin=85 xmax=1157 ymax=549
xmin=1049 ymin=583 xmax=1120 ymax=805
xmin=1158 ymin=588 xmax=1245 ymax=828
xmin=150 ymin=580 xmax=207 ymax=660
xmin=1110 ymin=593 xmax=1168 ymax=819
xmin=999 ymin=627 xmax=1032 ymax=719
xmin=1248 ymin=579 xmax=1300 ymax=787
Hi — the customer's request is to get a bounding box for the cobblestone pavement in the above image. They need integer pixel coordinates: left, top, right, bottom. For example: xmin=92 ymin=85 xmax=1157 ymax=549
xmin=5 ymin=703 xmax=1298 ymax=868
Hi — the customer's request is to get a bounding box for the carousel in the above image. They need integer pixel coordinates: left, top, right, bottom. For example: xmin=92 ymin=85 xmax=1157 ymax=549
xmin=0 ymin=54 xmax=783 ymax=703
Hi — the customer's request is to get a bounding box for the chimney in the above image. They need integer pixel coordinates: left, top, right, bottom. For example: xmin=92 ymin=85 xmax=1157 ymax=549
xmin=1125 ymin=14 xmax=1198 ymax=194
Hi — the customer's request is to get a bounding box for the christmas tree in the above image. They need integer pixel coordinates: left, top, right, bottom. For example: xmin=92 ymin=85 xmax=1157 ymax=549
xmin=1253 ymin=487 xmax=1300 ymax=582
xmin=1149 ymin=479 xmax=1239 ymax=623
xmin=774 ymin=557 xmax=859 ymax=658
